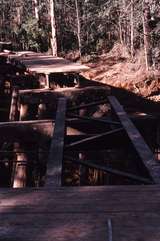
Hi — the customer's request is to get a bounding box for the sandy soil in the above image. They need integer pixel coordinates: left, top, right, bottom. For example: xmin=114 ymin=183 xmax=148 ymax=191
xmin=83 ymin=43 xmax=160 ymax=102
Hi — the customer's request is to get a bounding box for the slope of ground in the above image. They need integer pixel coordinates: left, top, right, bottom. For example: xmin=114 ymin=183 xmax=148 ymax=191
xmin=83 ymin=43 xmax=160 ymax=102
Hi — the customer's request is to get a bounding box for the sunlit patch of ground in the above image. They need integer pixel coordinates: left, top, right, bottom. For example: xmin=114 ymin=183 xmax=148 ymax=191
xmin=82 ymin=43 xmax=160 ymax=102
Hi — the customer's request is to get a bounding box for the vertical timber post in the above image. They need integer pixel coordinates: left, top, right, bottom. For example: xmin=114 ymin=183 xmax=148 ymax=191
xmin=12 ymin=143 xmax=28 ymax=188
xmin=46 ymin=98 xmax=67 ymax=187
xmin=19 ymin=103 xmax=29 ymax=121
xmin=9 ymin=87 xmax=19 ymax=121
xmin=45 ymin=74 xmax=50 ymax=89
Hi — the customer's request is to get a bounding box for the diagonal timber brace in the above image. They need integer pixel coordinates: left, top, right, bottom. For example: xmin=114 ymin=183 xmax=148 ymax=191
xmin=65 ymin=155 xmax=153 ymax=184
xmin=108 ymin=96 xmax=160 ymax=184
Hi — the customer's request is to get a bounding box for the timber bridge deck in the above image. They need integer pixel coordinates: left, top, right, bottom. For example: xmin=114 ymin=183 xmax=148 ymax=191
xmin=0 ymin=54 xmax=160 ymax=241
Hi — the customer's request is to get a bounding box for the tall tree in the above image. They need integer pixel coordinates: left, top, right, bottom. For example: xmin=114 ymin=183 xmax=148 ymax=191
xmin=130 ymin=0 xmax=134 ymax=58
xmin=33 ymin=0 xmax=39 ymax=20
xmin=75 ymin=0 xmax=82 ymax=59
xmin=50 ymin=0 xmax=58 ymax=56
xmin=142 ymin=0 xmax=153 ymax=70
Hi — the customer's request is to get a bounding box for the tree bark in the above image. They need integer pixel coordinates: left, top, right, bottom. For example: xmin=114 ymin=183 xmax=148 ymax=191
xmin=50 ymin=0 xmax=58 ymax=57
xmin=142 ymin=0 xmax=153 ymax=71
xmin=75 ymin=0 xmax=82 ymax=60
xmin=130 ymin=0 xmax=134 ymax=58
xmin=33 ymin=0 xmax=39 ymax=21
xmin=15 ymin=1 xmax=23 ymax=26
xmin=119 ymin=19 xmax=123 ymax=45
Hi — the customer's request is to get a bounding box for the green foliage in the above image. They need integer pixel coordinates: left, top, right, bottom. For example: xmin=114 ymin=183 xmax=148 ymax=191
xmin=16 ymin=17 xmax=49 ymax=52
xmin=0 ymin=0 xmax=160 ymax=60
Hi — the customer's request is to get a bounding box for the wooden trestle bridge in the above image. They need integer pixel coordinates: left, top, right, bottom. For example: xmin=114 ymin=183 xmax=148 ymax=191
xmin=0 ymin=53 xmax=160 ymax=241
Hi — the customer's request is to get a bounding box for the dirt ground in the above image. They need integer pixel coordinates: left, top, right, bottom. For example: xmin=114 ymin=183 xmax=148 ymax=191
xmin=82 ymin=43 xmax=160 ymax=102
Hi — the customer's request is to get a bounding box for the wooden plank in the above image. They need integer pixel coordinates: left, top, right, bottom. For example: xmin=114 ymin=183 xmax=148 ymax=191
xmin=65 ymin=155 xmax=152 ymax=184
xmin=9 ymin=89 xmax=25 ymax=187
xmin=0 ymin=120 xmax=54 ymax=142
xmin=1 ymin=212 xmax=160 ymax=241
xmin=66 ymin=134 xmax=128 ymax=149
xmin=11 ymin=55 xmax=90 ymax=74
xmin=12 ymin=143 xmax=27 ymax=188
xmin=67 ymin=113 xmax=121 ymax=126
xmin=67 ymin=116 xmax=154 ymax=135
xmin=0 ymin=119 xmax=54 ymax=126
xmin=108 ymin=96 xmax=160 ymax=183
xmin=9 ymin=87 xmax=19 ymax=121
xmin=0 ymin=214 xmax=107 ymax=241
xmin=0 ymin=186 xmax=150 ymax=197
xmin=19 ymin=86 xmax=109 ymax=104
xmin=66 ymin=118 xmax=114 ymax=134
xmin=46 ymin=98 xmax=67 ymax=187
xmin=19 ymin=103 xmax=29 ymax=121
xmin=0 ymin=120 xmax=89 ymax=143
xmin=68 ymin=99 xmax=108 ymax=111
xmin=1 ymin=198 xmax=160 ymax=213
xmin=1 ymin=186 xmax=160 ymax=214
xmin=65 ymin=128 xmax=124 ymax=149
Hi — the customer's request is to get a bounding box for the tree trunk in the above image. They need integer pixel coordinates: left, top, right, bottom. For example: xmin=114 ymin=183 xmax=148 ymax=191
xmin=33 ymin=0 xmax=39 ymax=21
xmin=130 ymin=0 xmax=134 ymax=58
xmin=142 ymin=0 xmax=153 ymax=71
xmin=75 ymin=0 xmax=82 ymax=60
xmin=50 ymin=0 xmax=58 ymax=57
xmin=16 ymin=2 xmax=22 ymax=26
xmin=119 ymin=19 xmax=123 ymax=45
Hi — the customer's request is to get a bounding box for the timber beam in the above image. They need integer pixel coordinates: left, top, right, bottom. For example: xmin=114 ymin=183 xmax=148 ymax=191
xmin=65 ymin=128 xmax=124 ymax=150
xmin=67 ymin=114 xmax=121 ymax=126
xmin=0 ymin=120 xmax=54 ymax=143
xmin=19 ymin=86 xmax=109 ymax=104
xmin=0 ymin=119 xmax=104 ymax=144
xmin=65 ymin=155 xmax=153 ymax=184
xmin=65 ymin=133 xmax=128 ymax=150
xmin=67 ymin=99 xmax=108 ymax=111
xmin=9 ymin=87 xmax=19 ymax=121
xmin=108 ymin=96 xmax=160 ymax=184
xmin=46 ymin=98 xmax=67 ymax=187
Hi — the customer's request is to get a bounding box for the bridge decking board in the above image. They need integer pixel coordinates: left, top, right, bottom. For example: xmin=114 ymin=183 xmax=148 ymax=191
xmin=11 ymin=54 xmax=90 ymax=74
xmin=0 ymin=186 xmax=160 ymax=240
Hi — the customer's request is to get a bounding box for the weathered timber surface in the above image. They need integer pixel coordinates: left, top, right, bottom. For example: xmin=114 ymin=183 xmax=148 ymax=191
xmin=68 ymin=98 xmax=108 ymax=111
xmin=10 ymin=55 xmax=90 ymax=74
xmin=65 ymin=128 xmax=124 ymax=149
xmin=1 ymin=186 xmax=160 ymax=240
xmin=9 ymin=87 xmax=19 ymax=121
xmin=67 ymin=113 xmax=120 ymax=125
xmin=46 ymin=98 xmax=67 ymax=186
xmin=1 ymin=116 xmax=150 ymax=140
xmin=0 ymin=120 xmax=103 ymax=143
xmin=65 ymin=155 xmax=152 ymax=184
xmin=19 ymin=86 xmax=110 ymax=104
xmin=12 ymin=143 xmax=27 ymax=188
xmin=108 ymin=96 xmax=160 ymax=184
xmin=0 ymin=120 xmax=54 ymax=143
xmin=65 ymin=133 xmax=128 ymax=149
